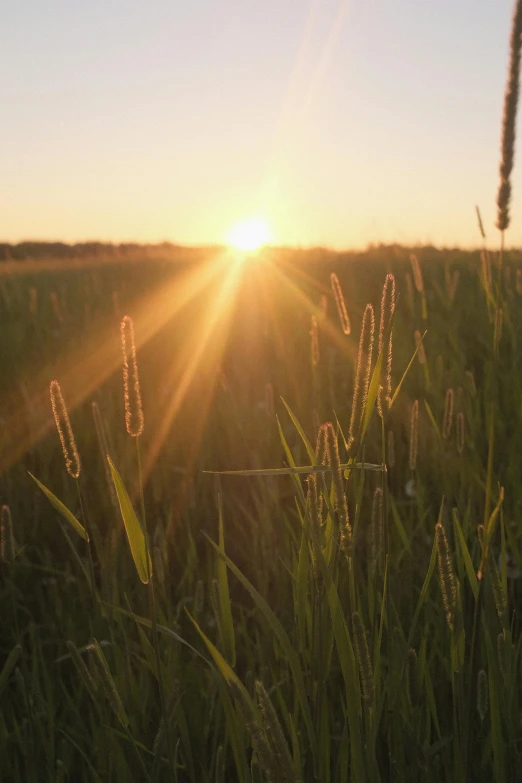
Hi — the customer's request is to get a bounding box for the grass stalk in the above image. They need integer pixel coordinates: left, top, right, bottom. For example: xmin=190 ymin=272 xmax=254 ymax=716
xmin=136 ymin=437 xmax=176 ymax=782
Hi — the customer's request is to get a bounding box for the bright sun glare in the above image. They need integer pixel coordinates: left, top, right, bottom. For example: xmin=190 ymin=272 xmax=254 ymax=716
xmin=227 ymin=217 xmax=272 ymax=252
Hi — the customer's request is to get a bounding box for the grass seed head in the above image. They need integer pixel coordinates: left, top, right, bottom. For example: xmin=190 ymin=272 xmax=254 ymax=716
xmin=330 ymin=272 xmax=351 ymax=335
xmin=496 ymin=0 xmax=522 ymax=230
xmin=255 ymin=681 xmax=296 ymax=783
xmin=348 ymin=304 xmax=375 ymax=450
xmin=121 ymin=315 xmax=144 ymax=437
xmin=442 ymin=388 xmax=454 ymax=440
xmin=377 ymin=273 xmax=395 ymax=417
xmin=229 ymin=681 xmax=276 ymax=782
xmin=50 ymin=380 xmax=81 ymax=479
xmin=321 ymin=422 xmax=352 ymax=554
xmin=435 ymin=522 xmax=457 ymax=630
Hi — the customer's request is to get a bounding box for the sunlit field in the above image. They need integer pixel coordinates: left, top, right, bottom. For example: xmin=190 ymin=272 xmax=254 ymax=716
xmin=4 ymin=3 xmax=522 ymax=781
xmin=1 ymin=238 xmax=522 ymax=783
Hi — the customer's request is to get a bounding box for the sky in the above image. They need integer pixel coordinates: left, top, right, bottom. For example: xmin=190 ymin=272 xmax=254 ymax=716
xmin=1 ymin=0 xmax=520 ymax=249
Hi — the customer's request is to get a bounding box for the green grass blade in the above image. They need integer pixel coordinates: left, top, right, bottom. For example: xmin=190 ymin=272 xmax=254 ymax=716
xmin=281 ymin=397 xmax=317 ymax=464
xmin=0 ymin=644 xmax=22 ymax=701
xmin=187 ymin=610 xmax=253 ymax=707
xmin=91 ymin=639 xmax=129 ymax=727
xmin=360 ymin=337 xmax=385 ymax=444
xmin=204 ymin=535 xmax=316 ymax=761
xmin=452 ymin=508 xmax=478 ymax=600
xmin=423 ymin=399 xmax=442 ymax=440
xmin=107 ymin=455 xmax=152 ymax=584
xmin=100 ymin=600 xmax=210 ymax=664
xmin=203 ymin=463 xmax=385 ymax=476
xmin=389 ymin=331 xmax=427 ymax=410
xmin=408 ymin=531 xmax=438 ymax=641
xmin=296 ymin=513 xmax=309 ymax=655
xmin=217 ymin=492 xmax=236 ymax=666
xmin=28 ymin=472 xmax=88 ymax=541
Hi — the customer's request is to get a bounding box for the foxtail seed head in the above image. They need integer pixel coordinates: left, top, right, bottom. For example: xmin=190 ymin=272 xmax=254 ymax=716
xmin=496 ymin=0 xmax=522 ymax=231
xmin=435 ymin=522 xmax=457 ymax=630
xmin=120 ymin=315 xmax=144 ymax=437
xmin=255 ymin=681 xmax=295 ymax=782
xmin=50 ymin=380 xmax=81 ymax=479
xmin=409 ymin=400 xmax=419 ymax=471
xmin=377 ymin=274 xmax=395 ymax=417
xmin=330 ymin=272 xmax=351 ymax=335
xmin=442 ymin=388 xmax=454 ymax=440
xmin=347 ymin=304 xmax=375 ymax=451
xmin=321 ymin=422 xmax=352 ymax=554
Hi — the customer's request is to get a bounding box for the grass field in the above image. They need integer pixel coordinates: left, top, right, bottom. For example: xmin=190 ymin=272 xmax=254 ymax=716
xmin=1 ymin=240 xmax=522 ymax=782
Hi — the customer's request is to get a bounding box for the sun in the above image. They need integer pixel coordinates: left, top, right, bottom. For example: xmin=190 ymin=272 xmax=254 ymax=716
xmin=227 ymin=217 xmax=272 ymax=252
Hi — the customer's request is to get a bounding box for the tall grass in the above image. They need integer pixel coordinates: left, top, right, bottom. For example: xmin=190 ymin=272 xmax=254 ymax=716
xmin=2 ymin=4 xmax=522 ymax=782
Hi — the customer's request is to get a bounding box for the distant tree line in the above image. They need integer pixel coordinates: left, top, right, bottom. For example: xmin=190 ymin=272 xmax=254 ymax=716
xmin=0 ymin=241 xmax=221 ymax=262
xmin=0 ymin=241 xmax=517 ymax=266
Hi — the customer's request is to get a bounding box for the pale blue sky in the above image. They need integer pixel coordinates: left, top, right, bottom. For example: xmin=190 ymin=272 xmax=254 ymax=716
xmin=1 ymin=0 xmax=518 ymax=248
